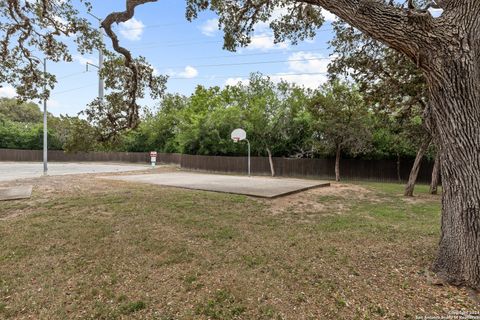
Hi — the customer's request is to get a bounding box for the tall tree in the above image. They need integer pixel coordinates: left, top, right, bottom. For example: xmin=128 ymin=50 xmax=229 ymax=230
xmin=0 ymin=98 xmax=43 ymax=123
xmin=329 ymin=21 xmax=431 ymax=196
xmin=310 ymin=80 xmax=371 ymax=181
xmin=239 ymin=74 xmax=285 ymax=176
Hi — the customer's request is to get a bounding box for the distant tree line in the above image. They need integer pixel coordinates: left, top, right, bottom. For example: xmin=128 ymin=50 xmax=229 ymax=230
xmin=0 ymin=74 xmax=431 ymax=159
xmin=0 ymin=74 xmax=434 ymax=181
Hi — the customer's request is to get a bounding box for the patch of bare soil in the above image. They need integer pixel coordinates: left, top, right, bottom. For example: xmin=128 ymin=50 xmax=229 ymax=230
xmin=266 ymin=183 xmax=377 ymax=217
xmin=402 ymin=192 xmax=442 ymax=204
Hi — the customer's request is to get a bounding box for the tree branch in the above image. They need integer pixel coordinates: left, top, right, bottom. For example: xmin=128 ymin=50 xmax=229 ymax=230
xmin=297 ymin=0 xmax=438 ymax=67
xmin=101 ymin=0 xmax=158 ymax=129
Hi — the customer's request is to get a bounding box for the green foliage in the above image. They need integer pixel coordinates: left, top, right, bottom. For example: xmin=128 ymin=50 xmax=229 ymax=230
xmin=0 ymin=78 xmax=423 ymax=161
xmin=328 ymin=21 xmax=429 ymax=158
xmin=59 ymin=117 xmax=98 ymax=153
xmin=0 ymin=98 xmax=94 ymax=151
xmin=0 ymin=98 xmax=43 ymax=123
xmin=309 ymin=80 xmax=372 ymax=156
xmin=0 ymin=0 xmax=101 ymax=101
xmin=185 ymin=1 xmax=325 ymax=52
xmin=0 ymin=118 xmax=61 ymax=150
xmin=113 ymin=73 xmax=420 ymax=160
xmin=175 ymin=85 xmax=244 ymax=155
xmin=83 ymin=53 xmax=168 ymax=139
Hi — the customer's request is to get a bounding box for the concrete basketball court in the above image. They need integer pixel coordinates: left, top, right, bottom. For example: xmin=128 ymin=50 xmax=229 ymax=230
xmin=105 ymin=172 xmax=330 ymax=198
xmin=0 ymin=162 xmax=149 ymax=182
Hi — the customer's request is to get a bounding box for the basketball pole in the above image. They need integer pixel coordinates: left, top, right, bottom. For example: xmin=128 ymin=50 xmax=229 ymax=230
xmin=231 ymin=128 xmax=249 ymax=176
xmin=245 ymin=139 xmax=251 ymax=177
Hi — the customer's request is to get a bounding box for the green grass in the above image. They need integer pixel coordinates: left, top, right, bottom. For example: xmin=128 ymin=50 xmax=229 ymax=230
xmin=0 ymin=176 xmax=476 ymax=319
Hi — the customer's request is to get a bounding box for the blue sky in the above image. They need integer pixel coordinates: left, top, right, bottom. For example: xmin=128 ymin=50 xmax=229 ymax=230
xmin=0 ymin=0 xmax=339 ymax=116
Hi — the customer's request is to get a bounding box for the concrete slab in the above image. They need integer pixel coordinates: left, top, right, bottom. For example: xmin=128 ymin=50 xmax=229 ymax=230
xmin=0 ymin=185 xmax=33 ymax=201
xmin=104 ymin=172 xmax=330 ymax=198
xmin=0 ymin=162 xmax=149 ymax=182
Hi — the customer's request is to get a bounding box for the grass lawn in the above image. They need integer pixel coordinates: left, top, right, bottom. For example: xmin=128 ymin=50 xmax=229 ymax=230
xmin=0 ymin=171 xmax=477 ymax=319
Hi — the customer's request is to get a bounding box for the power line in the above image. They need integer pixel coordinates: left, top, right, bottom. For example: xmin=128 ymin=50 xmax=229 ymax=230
xmin=170 ymin=71 xmax=328 ymax=80
xmin=49 ymin=72 xmax=328 ymax=95
xmin=162 ymin=56 xmax=332 ymax=70
xmin=56 ymin=71 xmax=89 ymax=80
xmin=185 ymin=47 xmax=329 ymax=61
xmin=131 ymin=28 xmax=334 ymax=49
xmin=52 ymin=84 xmax=96 ymax=96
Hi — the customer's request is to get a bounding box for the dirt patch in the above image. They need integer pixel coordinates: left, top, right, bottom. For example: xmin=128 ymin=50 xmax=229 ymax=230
xmin=266 ymin=183 xmax=376 ymax=217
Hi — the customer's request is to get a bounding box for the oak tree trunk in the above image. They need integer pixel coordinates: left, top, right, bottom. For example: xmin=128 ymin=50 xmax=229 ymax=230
xmin=335 ymin=145 xmax=341 ymax=182
xmin=428 ymin=58 xmax=480 ymax=290
xmin=429 ymin=153 xmax=441 ymax=195
xmin=266 ymin=147 xmax=275 ymax=177
xmin=404 ymin=137 xmax=431 ymax=197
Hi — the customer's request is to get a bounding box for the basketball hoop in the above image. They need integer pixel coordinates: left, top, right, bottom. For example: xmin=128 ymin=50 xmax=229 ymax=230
xmin=230 ymin=128 xmax=251 ymax=176
xmin=231 ymin=128 xmax=246 ymax=142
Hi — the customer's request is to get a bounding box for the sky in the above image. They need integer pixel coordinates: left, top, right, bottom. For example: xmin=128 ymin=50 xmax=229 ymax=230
xmin=1 ymin=0 xmax=340 ymax=116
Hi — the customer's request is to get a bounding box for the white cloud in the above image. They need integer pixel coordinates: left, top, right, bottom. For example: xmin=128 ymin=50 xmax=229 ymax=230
xmin=200 ymin=18 xmax=219 ymax=37
xmin=223 ymin=51 xmax=334 ymax=90
xmin=248 ymin=34 xmax=290 ymax=51
xmin=225 ymin=77 xmax=250 ymax=87
xmin=271 ymin=51 xmax=333 ymax=89
xmin=287 ymin=51 xmax=332 ymax=73
xmin=321 ymin=9 xmax=337 ymax=22
xmin=47 ymin=98 xmax=61 ymax=109
xmin=74 ymin=54 xmax=97 ymax=67
xmin=119 ymin=18 xmax=145 ymax=41
xmin=0 ymin=85 xmax=60 ymax=109
xmin=169 ymin=66 xmax=199 ymax=79
xmin=270 ymin=72 xmax=328 ymax=90
xmin=0 ymin=85 xmax=16 ymax=98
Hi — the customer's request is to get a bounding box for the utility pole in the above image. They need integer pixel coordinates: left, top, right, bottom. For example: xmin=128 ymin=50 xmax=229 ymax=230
xmin=86 ymin=12 xmax=104 ymax=102
xmin=98 ymin=44 xmax=104 ymax=102
xmin=43 ymin=58 xmax=48 ymax=175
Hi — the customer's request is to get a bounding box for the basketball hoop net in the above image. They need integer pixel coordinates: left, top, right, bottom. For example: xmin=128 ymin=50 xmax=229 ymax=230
xmin=233 ymin=137 xmax=240 ymax=143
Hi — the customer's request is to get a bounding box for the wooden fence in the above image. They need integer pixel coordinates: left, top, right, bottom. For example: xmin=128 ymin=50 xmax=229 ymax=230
xmin=180 ymin=154 xmax=435 ymax=183
xmin=0 ymin=149 xmax=179 ymax=163
xmin=0 ymin=149 xmax=435 ymax=183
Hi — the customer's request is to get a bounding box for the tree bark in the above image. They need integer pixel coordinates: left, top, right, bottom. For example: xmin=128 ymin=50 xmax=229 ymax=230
xmin=429 ymin=152 xmax=441 ymax=195
xmin=266 ymin=147 xmax=275 ymax=177
xmin=404 ymin=137 xmax=431 ymax=197
xmin=101 ymin=0 xmax=158 ymax=129
xmin=335 ymin=145 xmax=341 ymax=182
xmin=427 ymin=60 xmax=480 ymax=289
xmin=396 ymin=153 xmax=401 ymax=182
